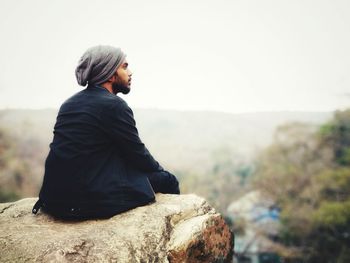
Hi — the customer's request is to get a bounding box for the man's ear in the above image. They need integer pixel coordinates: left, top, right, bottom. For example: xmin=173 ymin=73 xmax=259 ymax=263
xmin=107 ymin=74 xmax=116 ymax=83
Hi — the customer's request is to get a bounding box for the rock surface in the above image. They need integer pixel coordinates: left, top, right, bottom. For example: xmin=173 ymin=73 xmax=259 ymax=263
xmin=0 ymin=194 xmax=233 ymax=262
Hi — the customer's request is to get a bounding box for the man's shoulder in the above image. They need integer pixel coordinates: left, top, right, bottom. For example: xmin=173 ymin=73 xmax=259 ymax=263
xmin=62 ymin=86 xmax=128 ymax=110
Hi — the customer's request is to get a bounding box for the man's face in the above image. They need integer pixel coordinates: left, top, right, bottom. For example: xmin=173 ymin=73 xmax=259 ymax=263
xmin=112 ymin=59 xmax=132 ymax=95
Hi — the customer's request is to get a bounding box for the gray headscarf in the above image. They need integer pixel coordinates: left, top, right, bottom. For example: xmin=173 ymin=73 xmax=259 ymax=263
xmin=75 ymin=45 xmax=126 ymax=86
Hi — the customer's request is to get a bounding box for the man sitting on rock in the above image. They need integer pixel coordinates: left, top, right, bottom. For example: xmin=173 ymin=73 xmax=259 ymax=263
xmin=32 ymin=45 xmax=180 ymax=219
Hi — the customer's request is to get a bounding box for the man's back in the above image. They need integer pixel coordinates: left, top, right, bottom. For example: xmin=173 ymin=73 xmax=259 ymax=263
xmin=39 ymin=85 xmax=158 ymax=219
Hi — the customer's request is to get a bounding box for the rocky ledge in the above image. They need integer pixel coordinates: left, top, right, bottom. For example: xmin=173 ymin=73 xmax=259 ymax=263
xmin=0 ymin=194 xmax=234 ymax=262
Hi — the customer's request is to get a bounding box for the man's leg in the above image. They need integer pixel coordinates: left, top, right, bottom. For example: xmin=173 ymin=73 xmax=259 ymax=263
xmin=148 ymin=170 xmax=180 ymax=194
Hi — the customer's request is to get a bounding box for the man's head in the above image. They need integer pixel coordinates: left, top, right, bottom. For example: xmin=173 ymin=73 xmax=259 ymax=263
xmin=75 ymin=45 xmax=132 ymax=94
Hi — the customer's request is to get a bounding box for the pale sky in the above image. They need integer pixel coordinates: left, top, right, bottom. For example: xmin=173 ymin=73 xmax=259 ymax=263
xmin=0 ymin=0 xmax=349 ymax=113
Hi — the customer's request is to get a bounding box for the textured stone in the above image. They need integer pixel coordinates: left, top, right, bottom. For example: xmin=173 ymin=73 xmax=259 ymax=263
xmin=0 ymin=194 xmax=233 ymax=262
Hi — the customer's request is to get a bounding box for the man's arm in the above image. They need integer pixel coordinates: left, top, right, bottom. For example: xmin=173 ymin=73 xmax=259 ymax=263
xmin=105 ymin=100 xmax=163 ymax=172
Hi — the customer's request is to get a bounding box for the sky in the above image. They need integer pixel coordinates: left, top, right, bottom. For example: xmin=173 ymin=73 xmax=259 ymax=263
xmin=0 ymin=0 xmax=349 ymax=113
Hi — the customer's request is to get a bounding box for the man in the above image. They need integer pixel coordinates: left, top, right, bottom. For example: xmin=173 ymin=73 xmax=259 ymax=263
xmin=32 ymin=45 xmax=180 ymax=219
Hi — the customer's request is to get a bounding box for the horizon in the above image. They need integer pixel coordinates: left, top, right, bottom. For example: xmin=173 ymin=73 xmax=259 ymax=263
xmin=0 ymin=106 xmax=336 ymax=115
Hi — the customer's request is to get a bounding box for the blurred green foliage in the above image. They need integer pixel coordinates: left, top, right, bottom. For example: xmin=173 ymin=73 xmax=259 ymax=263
xmin=0 ymin=125 xmax=44 ymax=202
xmin=254 ymin=109 xmax=350 ymax=262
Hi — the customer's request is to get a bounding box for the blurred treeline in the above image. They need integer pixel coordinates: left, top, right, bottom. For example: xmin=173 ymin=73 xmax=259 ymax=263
xmin=0 ymin=123 xmax=48 ymax=202
xmin=253 ymin=109 xmax=350 ymax=262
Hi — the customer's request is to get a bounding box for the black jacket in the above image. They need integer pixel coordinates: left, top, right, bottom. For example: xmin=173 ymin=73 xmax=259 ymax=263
xmin=37 ymin=85 xmax=169 ymax=218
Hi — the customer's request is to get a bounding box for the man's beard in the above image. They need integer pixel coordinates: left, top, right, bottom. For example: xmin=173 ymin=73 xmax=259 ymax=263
xmin=112 ymin=82 xmax=130 ymax=95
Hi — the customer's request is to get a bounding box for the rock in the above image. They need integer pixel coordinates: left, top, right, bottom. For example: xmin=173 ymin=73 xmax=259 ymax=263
xmin=0 ymin=194 xmax=234 ymax=262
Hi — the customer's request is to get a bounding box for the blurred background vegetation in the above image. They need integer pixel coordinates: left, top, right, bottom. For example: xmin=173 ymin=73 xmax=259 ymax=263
xmin=1 ymin=108 xmax=349 ymax=262
xmin=251 ymin=109 xmax=350 ymax=262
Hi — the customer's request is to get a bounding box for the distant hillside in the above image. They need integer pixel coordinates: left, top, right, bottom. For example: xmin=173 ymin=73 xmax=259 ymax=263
xmin=0 ymin=108 xmax=332 ymax=173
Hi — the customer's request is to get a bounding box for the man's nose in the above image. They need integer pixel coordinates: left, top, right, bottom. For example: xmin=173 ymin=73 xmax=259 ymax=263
xmin=128 ymin=69 xmax=133 ymax=76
